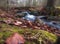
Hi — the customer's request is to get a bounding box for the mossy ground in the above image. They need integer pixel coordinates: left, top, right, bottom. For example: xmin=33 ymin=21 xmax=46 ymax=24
xmin=0 ymin=22 xmax=57 ymax=44
xmin=0 ymin=17 xmax=57 ymax=44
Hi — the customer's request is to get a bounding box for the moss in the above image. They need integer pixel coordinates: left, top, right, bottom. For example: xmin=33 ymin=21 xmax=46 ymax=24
xmin=0 ymin=23 xmax=57 ymax=44
xmin=38 ymin=30 xmax=57 ymax=42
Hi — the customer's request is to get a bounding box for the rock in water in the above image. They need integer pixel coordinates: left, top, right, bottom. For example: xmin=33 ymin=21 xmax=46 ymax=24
xmin=6 ymin=33 xmax=25 ymax=44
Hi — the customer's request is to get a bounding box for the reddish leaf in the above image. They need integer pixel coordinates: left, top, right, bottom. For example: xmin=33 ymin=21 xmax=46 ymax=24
xmin=6 ymin=33 xmax=25 ymax=44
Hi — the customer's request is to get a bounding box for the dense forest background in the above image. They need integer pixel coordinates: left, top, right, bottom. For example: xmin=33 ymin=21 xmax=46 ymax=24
xmin=0 ymin=0 xmax=60 ymax=8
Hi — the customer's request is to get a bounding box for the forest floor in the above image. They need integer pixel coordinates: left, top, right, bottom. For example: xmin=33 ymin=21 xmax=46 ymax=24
xmin=0 ymin=8 xmax=60 ymax=44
